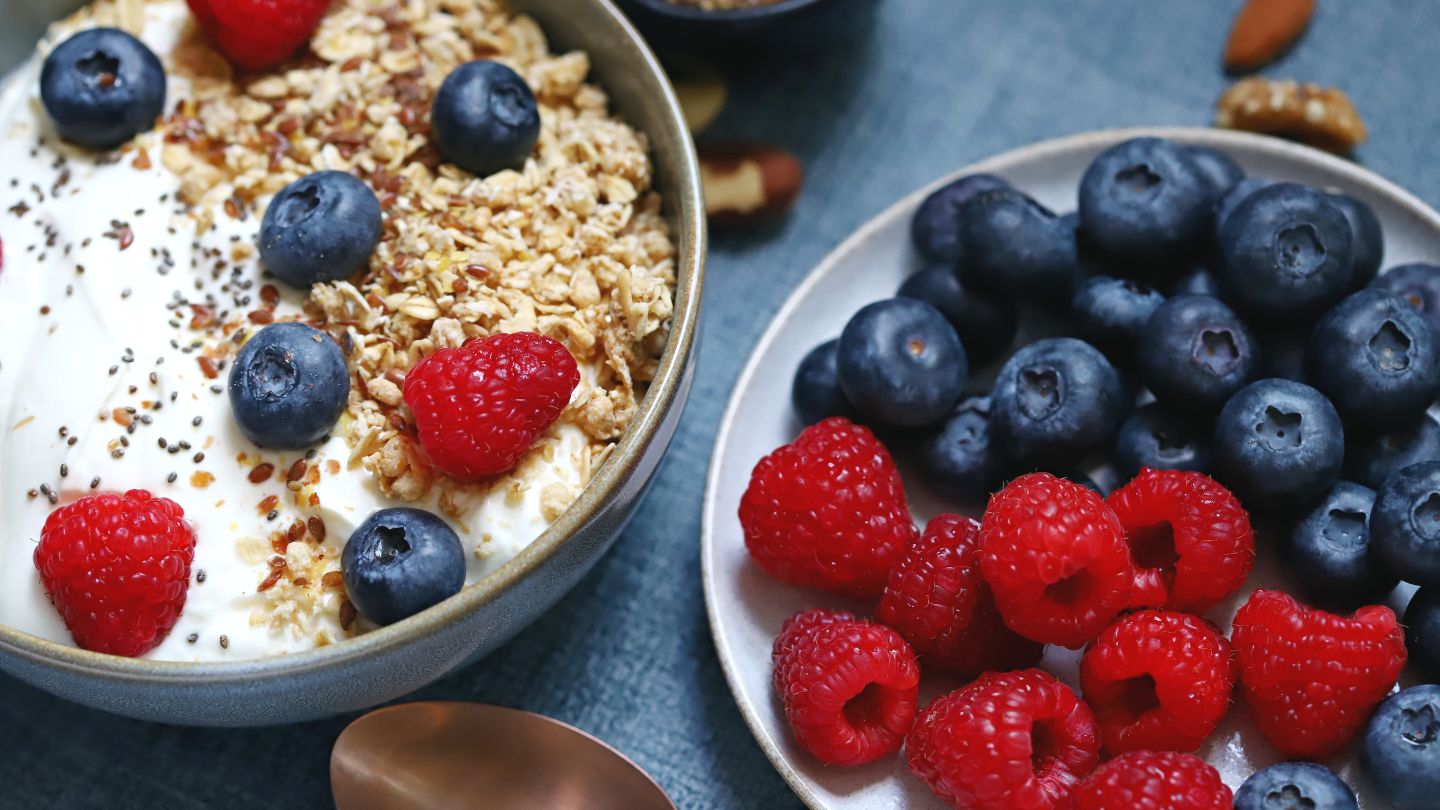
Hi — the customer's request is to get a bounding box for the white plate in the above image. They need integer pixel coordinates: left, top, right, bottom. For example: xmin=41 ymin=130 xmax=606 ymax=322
xmin=701 ymin=127 xmax=1440 ymax=809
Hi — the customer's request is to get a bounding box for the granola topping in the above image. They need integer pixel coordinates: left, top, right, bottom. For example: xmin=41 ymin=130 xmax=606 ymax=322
xmin=161 ymin=0 xmax=675 ymax=505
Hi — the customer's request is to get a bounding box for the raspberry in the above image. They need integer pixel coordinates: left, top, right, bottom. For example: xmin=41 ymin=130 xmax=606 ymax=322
xmin=33 ymin=490 xmax=196 ymax=657
xmin=906 ymin=669 xmax=1100 ymax=810
xmin=186 ymin=0 xmax=331 ymax=71
xmin=1079 ymin=610 xmax=1235 ymax=754
xmin=1232 ymin=589 xmax=1407 ymax=759
xmin=878 ymin=514 xmax=1042 ymax=678
xmin=1105 ymin=468 xmax=1254 ymax=612
xmin=1069 ymin=750 xmax=1231 ymax=810
xmin=739 ymin=417 xmax=916 ymax=598
xmin=771 ymin=609 xmax=920 ymax=766
xmin=404 ymin=333 xmax=580 ymax=482
xmin=771 ymin=607 xmax=858 ymax=663
xmin=979 ymin=473 xmax=1135 ymax=648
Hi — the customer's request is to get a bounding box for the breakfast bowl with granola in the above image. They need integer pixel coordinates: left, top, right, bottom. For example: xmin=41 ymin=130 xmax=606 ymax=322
xmin=0 ymin=0 xmax=703 ymax=725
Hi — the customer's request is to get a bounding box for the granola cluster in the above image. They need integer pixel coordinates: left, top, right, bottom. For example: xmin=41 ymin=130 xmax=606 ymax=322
xmin=233 ymin=492 xmax=348 ymax=649
xmin=156 ymin=0 xmax=676 ymax=511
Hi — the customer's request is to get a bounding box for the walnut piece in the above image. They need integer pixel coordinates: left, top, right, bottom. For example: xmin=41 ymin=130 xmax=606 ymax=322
xmin=1216 ymin=77 xmax=1366 ymax=154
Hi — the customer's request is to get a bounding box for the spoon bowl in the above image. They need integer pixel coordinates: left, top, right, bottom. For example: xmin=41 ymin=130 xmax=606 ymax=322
xmin=331 ymin=702 xmax=674 ymax=810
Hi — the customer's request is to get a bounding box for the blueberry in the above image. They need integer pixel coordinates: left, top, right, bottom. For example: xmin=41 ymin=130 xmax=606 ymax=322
xmin=1306 ymin=289 xmax=1440 ymax=429
xmin=837 ymin=298 xmax=967 ymax=427
xmin=1185 ymin=144 xmax=1244 ymax=197
xmin=898 ymin=264 xmax=1018 ymax=365
xmin=1139 ymin=294 xmax=1257 ymax=415
xmin=1170 ymin=265 xmax=1223 ymax=298
xmin=228 ymin=322 xmax=350 ymax=450
xmin=1211 ymin=176 xmax=1272 ymax=240
xmin=1372 ymin=262 xmax=1440 ymax=333
xmin=1077 ymin=137 xmax=1212 ymax=269
xmin=1371 ymin=461 xmax=1440 ymax=588
xmin=1213 ymin=379 xmax=1344 ymax=509
xmin=1113 ymin=402 xmax=1211 ymax=478
xmin=1069 ymin=276 xmax=1165 ymax=363
xmin=341 ymin=507 xmax=466 ymax=626
xmin=1362 ymin=685 xmax=1440 ymax=810
xmin=1286 ymin=481 xmax=1396 ymax=609
xmin=956 ymin=187 xmax=1080 ymax=306
xmin=432 ymin=61 xmax=540 ymax=177
xmin=1405 ymin=587 xmax=1440 ymax=676
xmin=1328 ymin=193 xmax=1385 ymax=289
xmin=791 ymin=339 xmax=858 ymax=426
xmin=1233 ymin=762 xmax=1358 ymax=810
xmin=259 ymin=172 xmax=382 ymax=288
xmin=1072 ymin=213 xmax=1122 ymax=279
xmin=1346 ymin=414 xmax=1440 ymax=490
xmin=910 ymin=174 xmax=1009 ymax=264
xmin=1253 ymin=325 xmax=1309 ymax=382
xmin=40 ymin=28 xmax=166 ymax=150
xmin=1216 ymin=183 xmax=1355 ymax=319
xmin=991 ymin=338 xmax=1126 ymax=465
xmin=918 ymin=396 xmax=1007 ymax=503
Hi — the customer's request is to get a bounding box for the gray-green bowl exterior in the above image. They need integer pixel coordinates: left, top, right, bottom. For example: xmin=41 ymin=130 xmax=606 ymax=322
xmin=0 ymin=0 xmax=706 ymax=726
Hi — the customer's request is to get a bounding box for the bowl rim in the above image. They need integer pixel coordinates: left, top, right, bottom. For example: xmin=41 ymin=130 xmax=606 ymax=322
xmin=0 ymin=0 xmax=706 ymax=682
xmin=700 ymin=126 xmax=1440 ymax=810
xmin=624 ymin=0 xmax=834 ymax=24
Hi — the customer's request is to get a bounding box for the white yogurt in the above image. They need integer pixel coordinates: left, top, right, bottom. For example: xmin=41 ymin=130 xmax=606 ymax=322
xmin=0 ymin=3 xmax=586 ymax=661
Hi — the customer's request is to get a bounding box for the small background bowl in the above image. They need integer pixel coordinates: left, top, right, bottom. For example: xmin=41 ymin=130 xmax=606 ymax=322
xmin=618 ymin=0 xmax=875 ymax=53
xmin=0 ymin=0 xmax=705 ymax=726
xmin=702 ymin=127 xmax=1434 ymax=809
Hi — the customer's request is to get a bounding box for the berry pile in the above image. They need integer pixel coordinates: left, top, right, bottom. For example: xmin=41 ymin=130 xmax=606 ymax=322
xmin=752 ymin=136 xmax=1440 ymax=807
xmin=797 ymin=136 xmax=1440 ymax=526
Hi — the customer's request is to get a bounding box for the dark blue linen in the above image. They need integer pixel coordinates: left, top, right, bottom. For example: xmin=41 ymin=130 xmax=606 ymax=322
xmin=5 ymin=1 xmax=1440 ymax=806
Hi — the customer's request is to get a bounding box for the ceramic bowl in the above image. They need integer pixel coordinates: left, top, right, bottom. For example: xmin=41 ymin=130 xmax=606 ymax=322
xmin=0 ymin=0 xmax=705 ymax=726
xmin=617 ymin=0 xmax=872 ymax=51
xmin=703 ymin=127 xmax=1437 ymax=808
xmin=623 ymin=0 xmax=835 ymax=27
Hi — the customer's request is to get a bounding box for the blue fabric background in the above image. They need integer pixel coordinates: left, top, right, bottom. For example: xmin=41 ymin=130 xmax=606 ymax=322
xmin=5 ymin=1 xmax=1440 ymax=807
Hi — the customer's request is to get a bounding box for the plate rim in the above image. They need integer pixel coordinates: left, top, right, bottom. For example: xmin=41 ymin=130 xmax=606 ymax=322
xmin=700 ymin=125 xmax=1440 ymax=809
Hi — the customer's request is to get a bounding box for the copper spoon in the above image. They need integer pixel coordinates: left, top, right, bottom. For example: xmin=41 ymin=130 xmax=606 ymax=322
xmin=331 ymin=701 xmax=675 ymax=810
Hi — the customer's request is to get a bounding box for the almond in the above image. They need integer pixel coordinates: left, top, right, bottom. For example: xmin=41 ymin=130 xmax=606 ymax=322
xmin=1224 ymin=0 xmax=1315 ymax=73
xmin=698 ymin=141 xmax=803 ymax=226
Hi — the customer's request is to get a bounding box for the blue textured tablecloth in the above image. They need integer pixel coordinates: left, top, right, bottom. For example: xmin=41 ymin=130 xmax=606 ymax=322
xmin=5 ymin=2 xmax=1440 ymax=807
